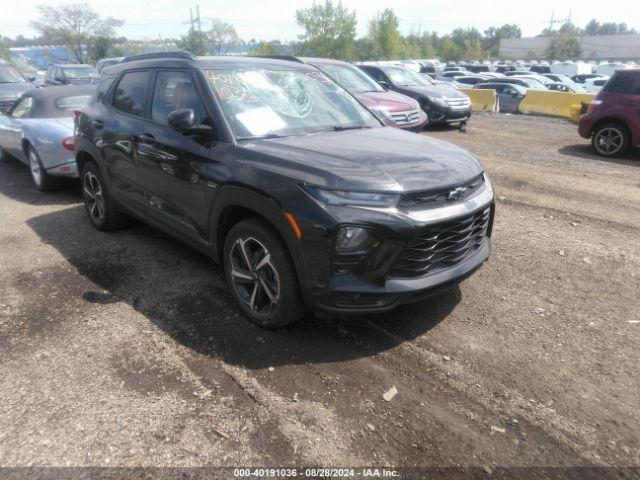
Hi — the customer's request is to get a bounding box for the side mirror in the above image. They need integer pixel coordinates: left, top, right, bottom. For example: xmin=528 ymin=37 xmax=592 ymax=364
xmin=168 ymin=108 xmax=215 ymax=138
xmin=168 ymin=109 xmax=196 ymax=133
xmin=27 ymin=75 xmax=36 ymax=82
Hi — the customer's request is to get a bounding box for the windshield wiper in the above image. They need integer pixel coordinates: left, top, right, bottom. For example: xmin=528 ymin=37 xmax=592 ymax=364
xmin=329 ymin=125 xmax=371 ymax=132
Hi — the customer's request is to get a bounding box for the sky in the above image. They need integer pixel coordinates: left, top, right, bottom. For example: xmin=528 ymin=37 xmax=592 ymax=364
xmin=2 ymin=0 xmax=640 ymax=42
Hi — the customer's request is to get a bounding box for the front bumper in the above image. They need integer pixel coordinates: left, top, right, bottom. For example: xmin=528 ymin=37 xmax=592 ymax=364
xmin=426 ymin=105 xmax=472 ymax=125
xmin=311 ymin=179 xmax=495 ymax=314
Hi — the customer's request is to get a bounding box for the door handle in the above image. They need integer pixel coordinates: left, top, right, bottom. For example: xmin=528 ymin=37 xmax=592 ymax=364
xmin=92 ymin=120 xmax=104 ymax=129
xmin=138 ymin=133 xmax=155 ymax=144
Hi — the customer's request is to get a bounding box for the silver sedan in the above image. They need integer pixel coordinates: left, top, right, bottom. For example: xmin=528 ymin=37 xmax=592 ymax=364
xmin=0 ymin=85 xmax=94 ymax=190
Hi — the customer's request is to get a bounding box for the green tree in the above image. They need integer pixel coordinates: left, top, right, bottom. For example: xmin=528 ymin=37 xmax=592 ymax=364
xmin=31 ymin=3 xmax=124 ymax=64
xmin=439 ymin=36 xmax=462 ymax=61
xmin=206 ymin=19 xmax=239 ymax=56
xmin=249 ymin=40 xmax=284 ymax=56
xmin=484 ymin=24 xmax=521 ymax=57
xmin=0 ymin=40 xmax=10 ymax=60
xmin=295 ymin=0 xmax=357 ymax=59
xmin=367 ymin=9 xmax=406 ymax=59
xmin=177 ymin=29 xmax=208 ymax=55
xmin=545 ymin=33 xmax=583 ymax=60
xmin=405 ymin=32 xmax=436 ymax=59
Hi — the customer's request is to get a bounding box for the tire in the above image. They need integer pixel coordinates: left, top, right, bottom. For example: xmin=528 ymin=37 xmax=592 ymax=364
xmin=28 ymin=146 xmax=60 ymax=191
xmin=591 ymin=123 xmax=629 ymax=158
xmin=223 ymin=217 xmax=307 ymax=329
xmin=80 ymin=162 xmax=128 ymax=231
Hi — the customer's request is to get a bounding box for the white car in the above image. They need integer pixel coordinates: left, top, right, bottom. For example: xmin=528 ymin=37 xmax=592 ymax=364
xmin=583 ymin=77 xmax=610 ymax=93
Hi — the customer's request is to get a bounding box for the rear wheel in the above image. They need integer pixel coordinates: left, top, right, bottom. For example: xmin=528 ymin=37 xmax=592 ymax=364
xmin=28 ymin=146 xmax=60 ymax=191
xmin=591 ymin=123 xmax=629 ymax=158
xmin=223 ymin=218 xmax=306 ymax=329
xmin=81 ymin=162 xmax=128 ymax=231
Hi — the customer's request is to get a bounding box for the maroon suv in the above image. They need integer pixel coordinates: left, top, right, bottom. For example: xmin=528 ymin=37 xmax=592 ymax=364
xmin=579 ymin=69 xmax=640 ymax=157
xmin=266 ymin=56 xmax=428 ymax=131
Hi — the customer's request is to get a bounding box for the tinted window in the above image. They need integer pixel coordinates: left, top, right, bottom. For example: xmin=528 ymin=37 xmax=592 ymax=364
xmin=362 ymin=67 xmax=386 ymax=83
xmin=151 ymin=70 xmax=207 ymax=125
xmin=113 ymin=71 xmax=150 ymax=116
xmin=603 ymin=72 xmax=639 ymax=94
xmin=95 ymin=77 xmax=115 ymax=104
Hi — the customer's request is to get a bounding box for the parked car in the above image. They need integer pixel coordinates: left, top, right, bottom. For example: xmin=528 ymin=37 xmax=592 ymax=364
xmin=451 ymin=75 xmax=490 ymax=87
xmin=583 ymin=77 xmax=610 ymax=93
xmin=495 ymin=65 xmax=516 ymax=73
xmin=482 ymin=77 xmax=541 ymax=90
xmin=474 ymin=83 xmax=526 ymax=113
xmin=96 ymin=57 xmax=124 ymax=74
xmin=0 ymin=60 xmax=34 ymax=113
xmin=547 ymin=82 xmax=587 ymax=93
xmin=75 ymin=52 xmax=494 ymax=327
xmin=529 ymin=65 xmax=551 ymax=74
xmin=45 ymin=64 xmax=98 ymax=86
xmin=504 ymin=71 xmax=532 ymax=77
xmin=542 ymin=73 xmax=576 ymax=84
xmin=0 ymin=85 xmax=94 ymax=189
xmin=579 ymin=69 xmax=640 ymax=157
xmin=275 ymin=57 xmax=427 ymax=131
xmin=464 ymin=64 xmax=491 ymax=74
xmin=571 ymin=73 xmax=607 ymax=84
xmin=359 ymin=64 xmax=472 ymax=125
xmin=437 ymin=71 xmax=469 ymax=82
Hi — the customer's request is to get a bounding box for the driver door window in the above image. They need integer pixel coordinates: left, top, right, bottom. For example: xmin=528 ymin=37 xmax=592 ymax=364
xmin=151 ymin=70 xmax=206 ymax=125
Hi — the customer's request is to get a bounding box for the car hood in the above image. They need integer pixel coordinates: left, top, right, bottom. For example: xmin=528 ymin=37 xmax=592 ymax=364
xmin=238 ymin=127 xmax=483 ymax=192
xmin=0 ymin=82 xmax=31 ymax=101
xmin=355 ymin=90 xmax=419 ymax=112
xmin=406 ymin=85 xmax=468 ymax=99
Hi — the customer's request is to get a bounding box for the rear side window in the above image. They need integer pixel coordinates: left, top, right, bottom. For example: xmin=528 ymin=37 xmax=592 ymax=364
xmin=603 ymin=72 xmax=639 ymax=94
xmin=113 ymin=70 xmax=151 ymax=116
xmin=11 ymin=97 xmax=33 ymax=118
xmin=151 ymin=70 xmax=207 ymax=125
xmin=94 ymin=77 xmax=115 ymax=104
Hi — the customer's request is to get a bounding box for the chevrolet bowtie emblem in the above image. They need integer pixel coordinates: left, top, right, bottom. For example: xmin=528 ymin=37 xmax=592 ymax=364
xmin=447 ymin=186 xmax=467 ymax=201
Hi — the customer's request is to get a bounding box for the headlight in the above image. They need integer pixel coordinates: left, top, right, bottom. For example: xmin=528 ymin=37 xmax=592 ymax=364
xmin=305 ymin=186 xmax=400 ymax=208
xmin=335 ymin=226 xmax=372 ymax=252
xmin=431 ymin=96 xmax=448 ymax=107
xmin=369 ymin=106 xmax=394 ymax=124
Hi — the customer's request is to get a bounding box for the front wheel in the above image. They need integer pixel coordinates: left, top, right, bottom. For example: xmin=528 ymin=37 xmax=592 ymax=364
xmin=591 ymin=123 xmax=629 ymax=158
xmin=223 ymin=218 xmax=306 ymax=329
xmin=81 ymin=162 xmax=128 ymax=231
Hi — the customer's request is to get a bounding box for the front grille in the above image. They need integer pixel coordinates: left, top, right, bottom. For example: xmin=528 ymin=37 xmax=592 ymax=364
xmin=389 ymin=207 xmax=491 ymax=278
xmin=390 ymin=109 xmax=421 ymax=126
xmin=445 ymin=96 xmax=472 ymax=111
xmin=398 ymin=175 xmax=485 ymax=211
xmin=0 ymin=100 xmax=15 ymax=113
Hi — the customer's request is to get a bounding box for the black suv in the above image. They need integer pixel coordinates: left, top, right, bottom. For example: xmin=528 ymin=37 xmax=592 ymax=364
xmin=358 ymin=64 xmax=472 ymax=126
xmin=76 ymin=52 xmax=495 ymax=328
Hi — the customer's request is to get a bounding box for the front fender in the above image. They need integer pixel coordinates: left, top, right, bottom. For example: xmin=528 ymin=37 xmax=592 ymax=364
xmin=209 ymin=185 xmax=315 ymax=307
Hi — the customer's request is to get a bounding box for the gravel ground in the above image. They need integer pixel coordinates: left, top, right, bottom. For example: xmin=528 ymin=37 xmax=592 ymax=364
xmin=0 ymin=113 xmax=639 ymax=476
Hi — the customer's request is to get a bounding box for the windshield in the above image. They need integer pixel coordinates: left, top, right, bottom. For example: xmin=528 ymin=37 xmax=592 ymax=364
xmin=206 ymin=69 xmax=380 ymax=139
xmin=0 ymin=65 xmax=27 ymax=84
xmin=383 ymin=67 xmax=432 ymax=87
xmin=62 ymin=67 xmax=94 ymax=79
xmin=315 ymin=63 xmax=383 ymax=94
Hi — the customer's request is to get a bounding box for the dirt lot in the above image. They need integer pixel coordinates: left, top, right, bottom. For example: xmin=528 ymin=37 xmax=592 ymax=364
xmin=0 ymin=114 xmax=639 ymax=475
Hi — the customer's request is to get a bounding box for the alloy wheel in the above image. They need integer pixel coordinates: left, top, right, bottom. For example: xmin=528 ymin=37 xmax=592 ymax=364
xmin=83 ymin=171 xmax=106 ymax=224
xmin=29 ymin=150 xmax=42 ymax=186
xmin=229 ymin=236 xmax=280 ymax=316
xmin=595 ymin=127 xmax=624 ymax=155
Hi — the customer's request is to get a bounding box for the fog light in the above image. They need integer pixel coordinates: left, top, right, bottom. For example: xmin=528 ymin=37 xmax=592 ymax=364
xmin=336 ymin=226 xmax=370 ymax=252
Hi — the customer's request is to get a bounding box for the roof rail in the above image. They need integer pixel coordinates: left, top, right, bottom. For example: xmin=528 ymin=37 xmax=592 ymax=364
xmin=120 ymin=51 xmax=197 ymax=64
xmin=258 ymin=55 xmax=304 ymax=64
